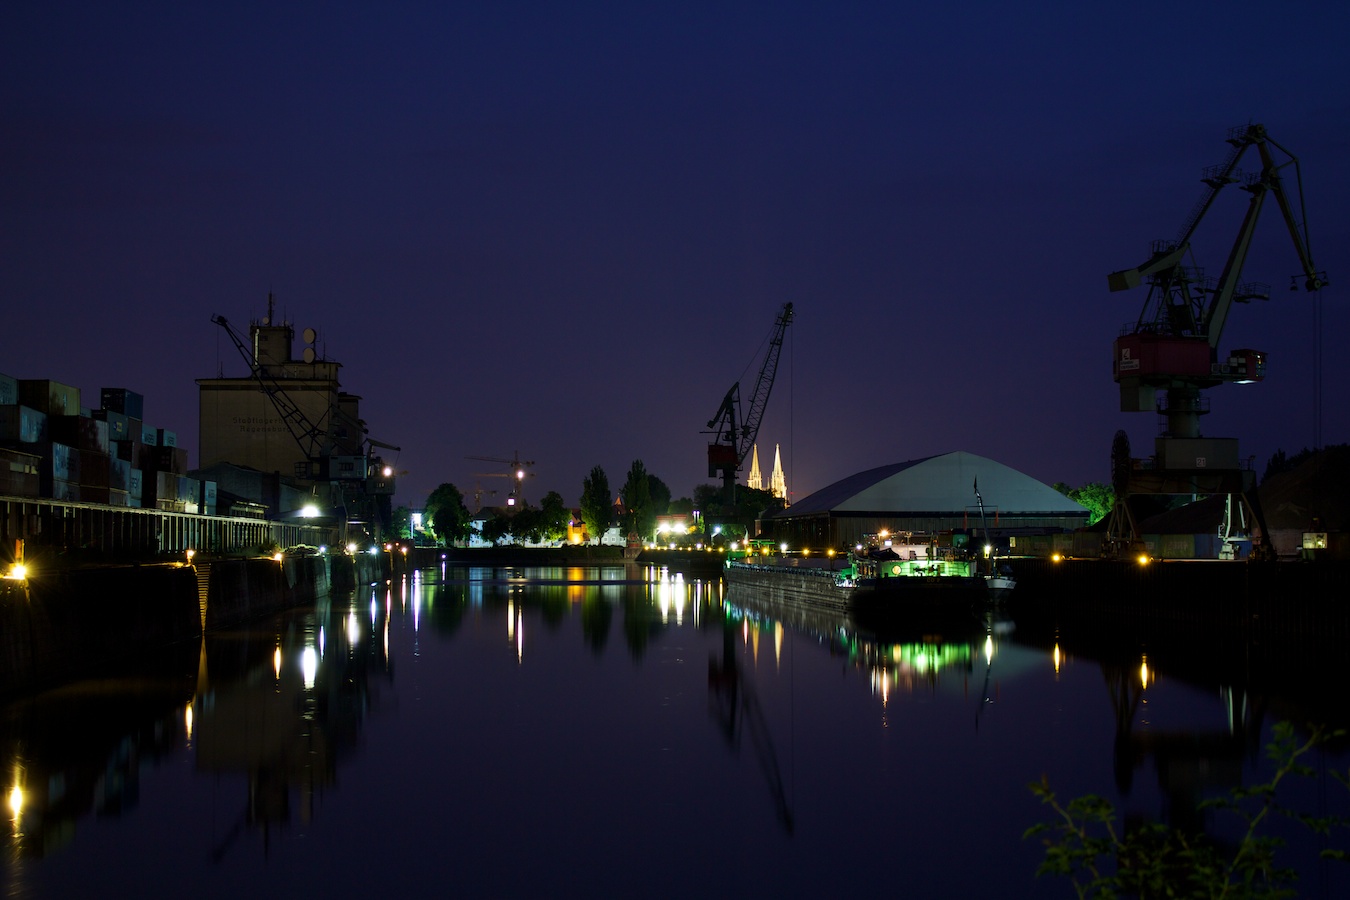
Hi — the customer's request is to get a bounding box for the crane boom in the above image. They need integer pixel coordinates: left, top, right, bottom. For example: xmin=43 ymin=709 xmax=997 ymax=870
xmin=706 ymin=303 xmax=793 ymax=492
xmin=211 ymin=314 xmax=331 ymax=466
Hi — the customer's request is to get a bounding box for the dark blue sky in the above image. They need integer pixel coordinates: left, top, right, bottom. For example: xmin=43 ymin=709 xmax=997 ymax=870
xmin=4 ymin=2 xmax=1348 ymax=508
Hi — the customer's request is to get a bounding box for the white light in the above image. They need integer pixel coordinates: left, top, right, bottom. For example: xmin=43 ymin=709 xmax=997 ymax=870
xmin=383 ymin=466 xmax=393 ymax=477
xmin=301 ymin=647 xmax=318 ymax=689
xmin=300 ymin=504 xmax=320 ymax=518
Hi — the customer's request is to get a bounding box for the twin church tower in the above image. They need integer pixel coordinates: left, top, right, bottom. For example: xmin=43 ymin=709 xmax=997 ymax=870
xmin=745 ymin=443 xmax=786 ymax=501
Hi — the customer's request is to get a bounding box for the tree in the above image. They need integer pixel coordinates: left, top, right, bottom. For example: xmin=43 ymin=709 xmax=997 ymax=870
xmin=1027 ymin=722 xmax=1347 ymax=896
xmin=512 ymin=506 xmax=543 ymax=543
xmin=647 ymin=474 xmax=671 ymax=517
xmin=621 ymin=460 xmax=655 ymax=540
xmin=425 ymin=482 xmax=473 ymax=546
xmin=390 ymin=506 xmax=412 ymax=540
xmin=479 ymin=509 xmax=513 ymax=545
xmin=580 ymin=466 xmax=611 ymax=544
xmin=1054 ymin=481 xmax=1115 ymax=526
xmin=539 ymin=491 xmax=570 ymax=542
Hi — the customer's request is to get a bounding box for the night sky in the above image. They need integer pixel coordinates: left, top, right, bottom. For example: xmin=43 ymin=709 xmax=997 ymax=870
xmin=4 ymin=2 xmax=1348 ymax=510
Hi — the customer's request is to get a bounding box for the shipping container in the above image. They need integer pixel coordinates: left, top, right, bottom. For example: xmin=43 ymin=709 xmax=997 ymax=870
xmin=82 ymin=485 xmax=110 ymax=505
xmin=156 ymin=428 xmax=177 ymax=448
xmin=0 ymin=373 xmax=17 ymax=406
xmin=112 ymin=438 xmax=141 ymax=462
xmin=40 ymin=441 xmax=81 ymax=483
xmin=109 ymin=457 xmax=132 ymax=491
xmin=50 ymin=415 xmax=110 ymax=453
xmin=0 ymin=404 xmax=48 ymax=443
xmin=92 ymin=408 xmax=131 ymax=440
xmin=18 ymin=380 xmax=81 ymax=417
xmin=79 ymin=449 xmax=111 ymax=488
xmin=143 ymin=470 xmax=179 ymax=509
xmin=148 ymin=445 xmax=188 ymax=474
xmin=46 ymin=478 xmax=80 ymax=502
xmin=179 ymin=476 xmax=200 ymax=514
xmin=100 ymin=387 xmax=145 ymax=420
xmin=107 ymin=489 xmax=130 ymax=508
xmin=141 ymin=424 xmax=158 ymax=446
xmin=0 ymin=447 xmax=40 ymax=497
xmin=200 ymin=479 xmax=218 ymax=512
xmin=128 ymin=467 xmax=143 ymax=501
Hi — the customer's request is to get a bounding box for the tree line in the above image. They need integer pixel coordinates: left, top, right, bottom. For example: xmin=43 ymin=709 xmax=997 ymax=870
xmin=391 ymin=459 xmax=786 ymax=547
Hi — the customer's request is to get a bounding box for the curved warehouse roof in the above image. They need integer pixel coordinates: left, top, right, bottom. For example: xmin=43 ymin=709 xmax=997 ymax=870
xmin=777 ymin=451 xmax=1088 ymax=518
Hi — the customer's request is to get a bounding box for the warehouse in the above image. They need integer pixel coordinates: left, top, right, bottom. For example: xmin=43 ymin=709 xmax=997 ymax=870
xmin=759 ymin=450 xmax=1089 ymax=549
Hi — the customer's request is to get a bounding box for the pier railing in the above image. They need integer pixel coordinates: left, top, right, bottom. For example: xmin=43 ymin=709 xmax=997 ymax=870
xmin=0 ymin=494 xmax=335 ymax=559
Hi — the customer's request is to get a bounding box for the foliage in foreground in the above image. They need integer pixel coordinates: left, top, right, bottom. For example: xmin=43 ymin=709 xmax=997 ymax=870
xmin=1052 ymin=481 xmax=1115 ymax=526
xmin=1026 ymin=722 xmax=1348 ymax=898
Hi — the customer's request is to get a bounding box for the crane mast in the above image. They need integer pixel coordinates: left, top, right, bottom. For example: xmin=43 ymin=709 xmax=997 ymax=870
xmin=706 ymin=303 xmax=794 ymax=493
xmin=1105 ymin=124 xmax=1326 ymax=558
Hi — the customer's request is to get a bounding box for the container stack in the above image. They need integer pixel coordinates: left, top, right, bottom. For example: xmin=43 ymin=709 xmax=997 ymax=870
xmin=0 ymin=374 xmax=213 ymax=514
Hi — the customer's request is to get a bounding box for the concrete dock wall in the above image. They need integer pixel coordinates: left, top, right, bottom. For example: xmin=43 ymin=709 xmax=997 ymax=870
xmin=203 ymin=555 xmax=331 ymax=630
xmin=1 ymin=564 xmax=201 ymax=697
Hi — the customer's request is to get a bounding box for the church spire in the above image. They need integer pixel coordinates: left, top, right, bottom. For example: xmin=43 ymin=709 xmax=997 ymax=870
xmin=747 ymin=443 xmax=763 ymax=490
xmin=770 ymin=443 xmax=787 ymax=502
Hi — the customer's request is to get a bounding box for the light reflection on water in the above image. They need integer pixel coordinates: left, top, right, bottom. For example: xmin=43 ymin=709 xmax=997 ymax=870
xmin=2 ymin=562 xmax=1347 ymax=898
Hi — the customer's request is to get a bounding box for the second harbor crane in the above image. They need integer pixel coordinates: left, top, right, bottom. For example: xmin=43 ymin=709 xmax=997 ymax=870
xmin=1105 ymin=123 xmax=1325 ymax=557
xmin=706 ymin=303 xmax=794 ymax=495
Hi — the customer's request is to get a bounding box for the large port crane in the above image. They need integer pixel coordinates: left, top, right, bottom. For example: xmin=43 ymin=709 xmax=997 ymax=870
xmin=706 ymin=303 xmax=794 ymax=494
xmin=1106 ymin=123 xmax=1326 ymax=557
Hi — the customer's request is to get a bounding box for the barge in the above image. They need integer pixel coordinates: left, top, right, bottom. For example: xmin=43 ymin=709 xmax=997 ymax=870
xmin=724 ymin=549 xmax=1002 ymax=640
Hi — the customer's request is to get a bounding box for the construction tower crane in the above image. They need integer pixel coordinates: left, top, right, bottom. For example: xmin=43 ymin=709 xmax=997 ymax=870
xmin=466 ymin=451 xmax=534 ymax=506
xmin=706 ymin=303 xmax=794 ymax=494
xmin=1105 ymin=123 xmax=1326 ymax=558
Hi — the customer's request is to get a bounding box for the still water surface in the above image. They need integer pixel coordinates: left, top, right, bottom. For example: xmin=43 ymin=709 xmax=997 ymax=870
xmin=4 ymin=563 xmax=1347 ymax=897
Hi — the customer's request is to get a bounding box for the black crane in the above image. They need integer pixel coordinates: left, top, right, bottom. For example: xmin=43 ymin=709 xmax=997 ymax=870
xmin=1105 ymin=124 xmax=1326 ymax=557
xmin=706 ymin=303 xmax=794 ymax=494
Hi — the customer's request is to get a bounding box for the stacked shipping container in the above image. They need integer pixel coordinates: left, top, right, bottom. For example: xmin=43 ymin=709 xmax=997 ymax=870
xmin=0 ymin=375 xmax=215 ymax=514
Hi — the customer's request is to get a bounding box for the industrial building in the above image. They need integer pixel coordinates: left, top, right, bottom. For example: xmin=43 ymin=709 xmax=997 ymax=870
xmin=759 ymin=450 xmax=1089 ymax=549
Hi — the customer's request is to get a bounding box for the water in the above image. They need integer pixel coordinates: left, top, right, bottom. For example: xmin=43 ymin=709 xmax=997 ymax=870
xmin=3 ymin=563 xmax=1347 ymax=898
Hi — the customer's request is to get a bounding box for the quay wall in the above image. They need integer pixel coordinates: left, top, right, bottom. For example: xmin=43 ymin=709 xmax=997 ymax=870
xmin=1 ymin=564 xmax=200 ymax=697
xmin=1 ymin=552 xmax=375 ymax=698
xmin=1008 ymin=557 xmax=1350 ymax=640
xmin=203 ymin=555 xmax=331 ymax=630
